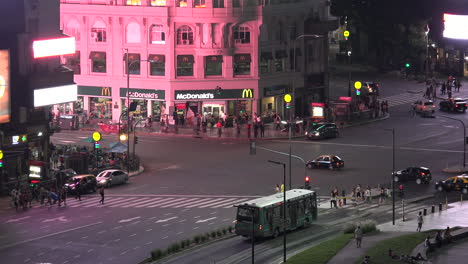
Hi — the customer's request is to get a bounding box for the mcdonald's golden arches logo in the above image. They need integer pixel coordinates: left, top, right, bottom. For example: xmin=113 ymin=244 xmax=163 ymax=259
xmin=242 ymin=89 xmax=253 ymax=98
xmin=101 ymin=87 xmax=111 ymax=96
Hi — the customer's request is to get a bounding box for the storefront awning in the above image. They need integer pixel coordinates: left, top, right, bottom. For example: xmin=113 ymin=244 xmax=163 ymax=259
xmin=123 ymin=53 xmax=141 ymax=61
xmin=148 ymin=54 xmax=165 ymax=63
xmin=89 ymin=51 xmax=106 ymax=60
xmin=234 ymin=54 xmax=251 ymax=63
xmin=275 ymin=50 xmax=288 ymax=59
xmin=206 ymin=55 xmax=223 ymax=63
xmin=177 ymin=55 xmax=194 ymax=63
xmin=261 ymin=52 xmax=273 ymax=61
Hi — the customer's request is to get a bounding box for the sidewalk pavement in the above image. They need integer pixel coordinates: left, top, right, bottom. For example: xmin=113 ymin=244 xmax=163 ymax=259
xmin=326 ymin=201 xmax=468 ymax=264
xmin=80 ymin=114 xmax=390 ymax=141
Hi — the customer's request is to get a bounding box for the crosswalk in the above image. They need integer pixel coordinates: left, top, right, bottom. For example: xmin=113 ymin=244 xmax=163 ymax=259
xmin=31 ymin=195 xmax=255 ymax=210
xmin=380 ymin=92 xmax=424 ymax=108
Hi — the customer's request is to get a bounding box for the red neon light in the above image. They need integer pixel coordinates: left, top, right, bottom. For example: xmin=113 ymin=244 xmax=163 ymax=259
xmin=338 ymin=96 xmax=352 ymax=102
xmin=311 ymin=103 xmax=325 ymax=107
xmin=30 ymin=180 xmax=40 ymax=183
xmin=33 ymin=37 xmax=76 ymax=58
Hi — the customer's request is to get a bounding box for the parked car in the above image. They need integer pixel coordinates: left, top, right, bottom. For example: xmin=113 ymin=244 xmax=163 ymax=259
xmin=393 ymin=167 xmax=431 ymax=184
xmin=435 ymin=175 xmax=468 ymax=194
xmin=439 ymin=98 xmax=467 ymax=113
xmin=306 ymin=155 xmax=344 ymax=170
xmin=412 ymin=100 xmax=435 ymax=117
xmin=96 ymin=169 xmax=129 ymax=187
xmin=65 ymin=174 xmax=97 ymax=194
xmin=305 ymin=123 xmax=339 ymax=140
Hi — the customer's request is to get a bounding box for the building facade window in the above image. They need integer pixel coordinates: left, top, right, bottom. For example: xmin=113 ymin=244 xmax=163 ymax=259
xmin=65 ymin=19 xmax=80 ymax=41
xmin=177 ymin=0 xmax=188 ymax=7
xmin=233 ymin=26 xmax=250 ymax=44
xmin=151 ymin=0 xmax=166 ymax=6
xmin=177 ymin=26 xmax=193 ymax=45
xmin=260 ymin=52 xmax=273 ymax=74
xmin=213 ymin=0 xmax=224 ymax=8
xmin=149 ymin=54 xmax=165 ymax=76
xmin=234 ymin=54 xmax=251 ymax=75
xmin=274 ymin=50 xmax=287 ymax=72
xmin=177 ymin=55 xmax=194 ymax=76
xmin=64 ymin=51 xmax=81 ymax=75
xmin=126 ymin=22 xmax=141 ymax=44
xmin=91 ymin=20 xmax=107 ymax=42
xmin=233 ymin=0 xmax=241 ymax=7
xmin=194 ymin=0 xmax=206 ymax=7
xmin=126 ymin=0 xmax=142 ymax=5
xmin=125 ymin=53 xmax=141 ymax=75
xmin=276 ymin=22 xmax=284 ymax=41
xmin=150 ymin=24 xmax=165 ymax=44
xmin=90 ymin=51 xmax=106 ymax=73
xmin=205 ymin=56 xmax=223 ymax=76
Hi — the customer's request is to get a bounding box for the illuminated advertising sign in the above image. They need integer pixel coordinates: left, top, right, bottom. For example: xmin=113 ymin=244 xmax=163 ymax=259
xmin=0 ymin=50 xmax=10 ymax=123
xmin=29 ymin=165 xmax=42 ymax=178
xmin=443 ymin=13 xmax=468 ymax=40
xmin=34 ymin=84 xmax=78 ymax=107
xmin=33 ymin=37 xmax=76 ymax=58
xmin=311 ymin=103 xmax=325 ymax=119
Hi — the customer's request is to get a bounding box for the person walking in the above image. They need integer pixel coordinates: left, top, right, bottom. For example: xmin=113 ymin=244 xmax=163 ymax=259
xmin=356 ymin=184 xmax=362 ymax=201
xmin=365 ymin=186 xmax=371 ymax=204
xmin=379 ymin=187 xmax=386 ymax=204
xmin=216 ymin=120 xmax=222 ymax=137
xmin=75 ymin=182 xmax=82 ymax=201
xmin=275 ymin=184 xmax=280 ymax=193
xmin=253 ymin=121 xmax=259 ymax=138
xmin=99 ymin=186 xmax=105 ymax=204
xmin=260 ymin=121 xmax=265 ymax=138
xmin=59 ymin=187 xmax=67 ymax=207
xmin=246 ymin=122 xmax=251 ymax=138
xmin=417 ymin=211 xmax=424 ymax=232
xmin=355 ymin=225 xmax=363 ymax=248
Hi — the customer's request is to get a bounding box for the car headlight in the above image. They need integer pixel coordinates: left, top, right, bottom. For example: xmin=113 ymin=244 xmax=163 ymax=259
xmin=99 ymin=180 xmax=107 ymax=183
xmin=305 ymin=131 xmax=308 ymax=135
xmin=315 ymin=132 xmax=320 ymax=136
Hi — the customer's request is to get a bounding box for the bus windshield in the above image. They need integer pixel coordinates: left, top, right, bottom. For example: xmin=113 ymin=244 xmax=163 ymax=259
xmin=237 ymin=207 xmax=259 ymax=222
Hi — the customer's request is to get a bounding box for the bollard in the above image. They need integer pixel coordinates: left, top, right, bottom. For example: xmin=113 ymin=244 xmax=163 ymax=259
xmin=439 ymin=203 xmax=443 ymax=211
xmin=423 ymin=208 xmax=427 ymax=216
xmin=431 ymin=205 xmax=435 ymax=213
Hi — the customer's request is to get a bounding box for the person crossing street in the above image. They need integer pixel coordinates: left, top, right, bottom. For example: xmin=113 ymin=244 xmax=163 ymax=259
xmin=99 ymin=186 xmax=105 ymax=204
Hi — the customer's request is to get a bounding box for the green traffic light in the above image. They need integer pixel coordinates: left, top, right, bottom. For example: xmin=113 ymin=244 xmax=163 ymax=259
xmin=405 ymin=63 xmax=410 ymax=68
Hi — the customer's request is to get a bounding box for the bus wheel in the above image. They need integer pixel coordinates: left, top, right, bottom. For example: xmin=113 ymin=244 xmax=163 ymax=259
xmin=273 ymin=228 xmax=280 ymax=238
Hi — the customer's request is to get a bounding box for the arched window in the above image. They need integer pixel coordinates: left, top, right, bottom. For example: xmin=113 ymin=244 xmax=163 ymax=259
xmin=177 ymin=26 xmax=193 ymax=45
xmin=233 ymin=26 xmax=250 ymax=44
xmin=126 ymin=22 xmax=141 ymax=44
xmin=150 ymin=24 xmax=165 ymax=44
xmin=65 ymin=19 xmax=80 ymax=41
xmin=91 ymin=20 xmax=107 ymax=42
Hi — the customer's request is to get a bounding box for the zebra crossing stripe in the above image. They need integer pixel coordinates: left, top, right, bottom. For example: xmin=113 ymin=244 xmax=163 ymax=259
xmin=159 ymin=198 xmax=201 ymax=208
xmin=109 ymin=197 xmax=153 ymax=208
xmin=83 ymin=197 xmax=132 ymax=207
xmin=147 ymin=198 xmax=188 ymax=208
xmin=134 ymin=198 xmax=176 ymax=208
xmin=184 ymin=198 xmax=226 ymax=208
xmin=220 ymin=198 xmax=251 ymax=208
xmin=68 ymin=198 xmax=109 ymax=207
xmin=172 ymin=198 xmax=212 ymax=208
xmin=197 ymin=198 xmax=238 ymax=208
xmin=121 ymin=198 xmax=163 ymax=208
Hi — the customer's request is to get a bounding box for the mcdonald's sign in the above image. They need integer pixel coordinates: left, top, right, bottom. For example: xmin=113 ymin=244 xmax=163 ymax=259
xmin=241 ymin=89 xmax=253 ymax=98
xmin=101 ymin=87 xmax=111 ymax=96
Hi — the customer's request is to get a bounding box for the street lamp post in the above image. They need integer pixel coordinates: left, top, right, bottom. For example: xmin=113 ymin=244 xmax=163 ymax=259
xmin=425 ymin=30 xmax=429 ymax=81
xmin=438 ymin=115 xmax=466 ymax=168
xmin=268 ymin=160 xmax=287 ymax=263
xmin=384 ymin=128 xmax=396 ymax=225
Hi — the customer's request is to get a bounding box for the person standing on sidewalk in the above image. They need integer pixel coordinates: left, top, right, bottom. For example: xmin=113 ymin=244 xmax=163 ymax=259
xmin=260 ymin=120 xmax=265 ymax=138
xmin=355 ymin=225 xmax=363 ymax=248
xmin=417 ymin=211 xmax=424 ymax=232
xmin=216 ymin=120 xmax=222 ymax=137
xmin=99 ymin=186 xmax=105 ymax=204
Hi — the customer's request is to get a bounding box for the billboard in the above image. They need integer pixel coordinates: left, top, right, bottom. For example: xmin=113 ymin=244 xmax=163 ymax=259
xmin=0 ymin=50 xmax=10 ymax=123
xmin=443 ymin=13 xmax=468 ymax=40
xmin=34 ymin=84 xmax=77 ymax=107
xmin=32 ymin=37 xmax=76 ymax=58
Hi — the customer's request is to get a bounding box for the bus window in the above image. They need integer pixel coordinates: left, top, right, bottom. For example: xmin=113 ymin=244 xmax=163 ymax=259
xmin=237 ymin=207 xmax=258 ymax=222
xmin=305 ymin=197 xmax=311 ymax=214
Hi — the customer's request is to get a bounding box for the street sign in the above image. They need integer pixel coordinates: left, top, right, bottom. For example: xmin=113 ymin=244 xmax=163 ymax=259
xmin=92 ymin=131 xmax=102 ymax=141
xmin=354 ymin=81 xmax=362 ymax=89
xmin=343 ymin=31 xmax=350 ymax=37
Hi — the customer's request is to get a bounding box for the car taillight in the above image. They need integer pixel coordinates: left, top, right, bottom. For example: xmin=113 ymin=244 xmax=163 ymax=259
xmin=421 ymin=172 xmax=425 ymax=175
xmin=422 ymin=106 xmax=425 ymax=109
xmin=336 ymin=162 xmax=339 ymax=165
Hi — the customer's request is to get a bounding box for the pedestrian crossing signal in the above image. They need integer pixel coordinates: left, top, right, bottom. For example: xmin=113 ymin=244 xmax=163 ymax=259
xmin=285 ymin=102 xmax=292 ymax=109
xmin=95 ymin=141 xmax=100 ymax=149
xmin=356 ymin=90 xmax=361 ymax=96
xmin=304 ymin=176 xmax=311 ymax=189
xmin=0 ymin=160 xmax=3 ymax=168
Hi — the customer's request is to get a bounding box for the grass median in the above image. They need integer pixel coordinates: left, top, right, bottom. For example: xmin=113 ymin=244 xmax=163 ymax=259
xmin=286 ymin=233 xmax=353 ymax=264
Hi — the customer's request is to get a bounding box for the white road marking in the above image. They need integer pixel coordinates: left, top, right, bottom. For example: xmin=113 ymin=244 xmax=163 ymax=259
xmin=81 ymin=236 xmax=88 ymax=239
xmin=120 ymin=198 xmax=155 ymax=208
xmin=42 ymin=216 xmax=69 ymax=223
xmin=114 ymin=238 xmax=121 ymax=242
xmin=196 ymin=217 xmax=217 ymax=223
xmin=147 ymin=198 xmax=188 ymax=208
xmin=146 ymin=229 xmax=152 ymax=232
xmin=146 ymin=241 xmax=153 ymax=245
xmin=162 ymin=236 xmax=168 ymax=239
xmin=128 ymin=220 xmax=141 ymax=225
xmin=109 ymin=198 xmax=152 ymax=207
xmin=130 ymin=233 xmax=137 ymax=237
xmin=112 ymin=226 xmax=122 ymax=230
xmin=185 ymin=198 xmax=226 ymax=208
xmin=134 ymin=198 xmax=178 ymax=208
xmin=220 ymin=198 xmax=251 ymax=208
xmin=210 ymin=212 xmax=217 ymax=215
xmin=155 ymin=216 xmax=178 ymax=223
xmin=176 ymin=232 xmax=183 ymax=235
xmin=178 ymin=219 xmax=186 ymax=223
xmin=162 ymin=224 xmax=169 ymax=227
xmin=193 ymin=227 xmax=199 ymax=230
xmin=198 ymin=198 xmax=238 ymax=208
xmin=172 ymin=198 xmax=212 ymax=208
xmin=160 ymin=198 xmax=200 ymax=208
xmin=194 ymin=216 xmax=201 ymax=218
xmin=5 ymin=216 xmax=31 ymax=223
xmin=91 ymin=194 xmax=262 ymax=198
xmin=88 ymin=249 xmax=94 ymax=253
xmin=120 ymin=251 xmax=127 ymax=255
xmin=97 ymin=230 xmax=106 ymax=234
xmin=74 ymin=254 xmax=80 ymax=258
xmin=24 ymin=258 xmax=31 ymax=263
xmin=119 ymin=216 xmax=141 ymax=223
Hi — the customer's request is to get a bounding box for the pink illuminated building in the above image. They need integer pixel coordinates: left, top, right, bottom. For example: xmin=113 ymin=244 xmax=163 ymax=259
xmin=59 ymin=0 xmax=338 ymax=124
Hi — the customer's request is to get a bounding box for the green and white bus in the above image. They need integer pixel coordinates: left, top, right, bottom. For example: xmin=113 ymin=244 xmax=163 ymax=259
xmin=234 ymin=189 xmax=317 ymax=238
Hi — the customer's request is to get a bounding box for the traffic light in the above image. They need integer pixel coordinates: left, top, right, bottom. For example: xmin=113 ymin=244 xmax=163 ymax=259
xmin=135 ymin=136 xmax=139 ymax=144
xmin=304 ymin=176 xmax=311 ymax=189
xmin=94 ymin=141 xmax=100 ymax=149
xmin=405 ymin=63 xmax=411 ymax=68
xmin=399 ymin=184 xmax=404 ymax=198
xmin=0 ymin=150 xmax=3 ymax=168
xmin=29 ymin=180 xmax=40 ymax=187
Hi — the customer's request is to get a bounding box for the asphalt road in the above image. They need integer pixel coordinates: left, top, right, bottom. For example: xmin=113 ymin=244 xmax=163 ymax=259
xmin=1 ymin=76 xmax=467 ymax=264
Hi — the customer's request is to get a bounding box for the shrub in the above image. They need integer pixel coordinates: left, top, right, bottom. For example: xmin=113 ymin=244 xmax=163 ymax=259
xmin=342 ymin=220 xmax=378 ymax=234
xmin=222 ymin=228 xmax=227 ymax=235
xmin=180 ymin=240 xmax=186 ymax=249
xmin=169 ymin=243 xmax=180 ymax=253
xmin=228 ymin=226 xmax=233 ymax=233
xmin=205 ymin=232 xmax=211 ymax=240
xmin=200 ymin=234 xmax=207 ymax=242
xmin=151 ymin=249 xmax=163 ymax=260
xmin=185 ymin=239 xmax=192 ymax=247
xmin=217 ymin=230 xmax=223 ymax=237
xmin=194 ymin=235 xmax=201 ymax=244
xmin=211 ymin=231 xmax=217 ymax=239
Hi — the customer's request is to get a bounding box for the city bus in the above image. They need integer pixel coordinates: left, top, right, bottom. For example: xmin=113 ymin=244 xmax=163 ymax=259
xmin=234 ymin=189 xmax=317 ymax=238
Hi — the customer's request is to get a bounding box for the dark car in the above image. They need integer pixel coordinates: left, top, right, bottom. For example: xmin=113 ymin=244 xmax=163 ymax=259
xmin=361 ymin=81 xmax=380 ymax=96
xmin=305 ymin=123 xmax=339 ymax=140
xmin=393 ymin=167 xmax=431 ymax=184
xmin=65 ymin=174 xmax=98 ymax=194
xmin=306 ymin=155 xmax=344 ymax=170
xmin=439 ymin=98 xmax=467 ymax=113
xmin=435 ymin=175 xmax=468 ymax=194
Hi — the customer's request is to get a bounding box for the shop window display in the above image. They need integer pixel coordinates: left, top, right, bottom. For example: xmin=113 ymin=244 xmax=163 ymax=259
xmin=234 ymin=54 xmax=251 ymax=75
xmin=177 ymin=55 xmax=194 ymax=76
xmin=90 ymin=98 xmax=112 ymax=119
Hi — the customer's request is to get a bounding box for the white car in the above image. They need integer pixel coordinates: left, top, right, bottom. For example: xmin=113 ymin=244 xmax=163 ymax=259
xmin=96 ymin=169 xmax=129 ymax=187
xmin=412 ymin=100 xmax=435 ymax=116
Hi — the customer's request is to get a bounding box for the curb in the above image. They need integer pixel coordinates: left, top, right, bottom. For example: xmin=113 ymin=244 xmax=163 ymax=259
xmin=407 ymin=90 xmax=423 ymax=94
xmin=129 ymin=166 xmax=145 ymax=178
xmin=341 ymin=113 xmax=390 ymax=129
